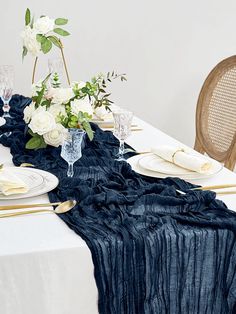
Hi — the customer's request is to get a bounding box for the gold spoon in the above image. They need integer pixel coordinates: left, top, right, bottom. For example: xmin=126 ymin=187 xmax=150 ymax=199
xmin=0 ymin=200 xmax=76 ymax=218
xmin=0 ymin=202 xmax=62 ymax=211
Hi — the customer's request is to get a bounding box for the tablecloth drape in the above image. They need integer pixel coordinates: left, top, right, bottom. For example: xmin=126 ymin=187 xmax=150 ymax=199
xmin=1 ymin=95 xmax=236 ymax=314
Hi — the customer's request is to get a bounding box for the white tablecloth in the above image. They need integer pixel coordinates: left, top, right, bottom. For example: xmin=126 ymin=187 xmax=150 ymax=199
xmin=1 ymin=117 xmax=236 ymax=314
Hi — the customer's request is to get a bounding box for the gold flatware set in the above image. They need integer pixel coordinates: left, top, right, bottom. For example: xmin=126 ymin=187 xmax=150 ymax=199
xmin=192 ymin=184 xmax=236 ymax=195
xmin=0 ymin=183 xmax=235 ymax=219
xmin=176 ymin=184 xmax=236 ymax=195
xmin=0 ymin=200 xmax=76 ymax=218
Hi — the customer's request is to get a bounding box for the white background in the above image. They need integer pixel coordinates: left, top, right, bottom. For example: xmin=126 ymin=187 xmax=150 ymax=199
xmin=1 ymin=0 xmax=236 ymax=146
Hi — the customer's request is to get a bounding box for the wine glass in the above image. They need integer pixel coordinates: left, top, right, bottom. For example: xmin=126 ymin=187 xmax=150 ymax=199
xmin=0 ymin=65 xmax=14 ymax=118
xmin=61 ymin=128 xmax=85 ymax=177
xmin=113 ymin=110 xmax=133 ymax=161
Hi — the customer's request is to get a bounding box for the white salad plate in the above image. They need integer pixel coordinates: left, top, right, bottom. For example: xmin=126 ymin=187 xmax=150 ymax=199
xmin=0 ymin=167 xmax=59 ymax=200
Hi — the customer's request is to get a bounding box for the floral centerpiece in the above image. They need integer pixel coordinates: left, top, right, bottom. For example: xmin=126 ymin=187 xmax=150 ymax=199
xmin=21 ymin=8 xmax=126 ymax=149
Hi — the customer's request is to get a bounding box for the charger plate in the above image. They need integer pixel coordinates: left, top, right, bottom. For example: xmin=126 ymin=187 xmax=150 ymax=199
xmin=0 ymin=167 xmax=59 ymax=200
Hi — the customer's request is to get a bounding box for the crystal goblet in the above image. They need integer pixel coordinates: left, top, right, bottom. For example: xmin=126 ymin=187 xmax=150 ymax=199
xmin=61 ymin=128 xmax=85 ymax=177
xmin=0 ymin=65 xmax=14 ymax=118
xmin=113 ymin=110 xmax=133 ymax=161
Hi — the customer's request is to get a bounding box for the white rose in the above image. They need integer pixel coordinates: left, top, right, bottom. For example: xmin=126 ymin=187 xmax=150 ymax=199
xmin=29 ymin=110 xmax=56 ymax=135
xmin=52 ymin=87 xmax=74 ymax=105
xmin=43 ymin=124 xmax=68 ymax=147
xmin=31 ymin=80 xmax=43 ymax=97
xmin=23 ymin=102 xmax=36 ymax=123
xmin=33 ymin=16 xmax=55 ymax=35
xmin=45 ymin=87 xmax=56 ymax=100
xmin=48 ymin=104 xmax=67 ymax=122
xmin=21 ymin=26 xmax=41 ymax=57
xmin=70 ymin=98 xmax=93 ymax=116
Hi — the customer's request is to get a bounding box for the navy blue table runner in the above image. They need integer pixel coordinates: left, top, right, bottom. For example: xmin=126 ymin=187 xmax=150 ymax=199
xmin=1 ymin=95 xmax=236 ymax=313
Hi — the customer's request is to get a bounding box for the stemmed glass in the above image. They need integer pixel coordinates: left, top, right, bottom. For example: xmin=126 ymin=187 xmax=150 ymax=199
xmin=113 ymin=110 xmax=133 ymax=161
xmin=61 ymin=128 xmax=85 ymax=177
xmin=0 ymin=65 xmax=14 ymax=118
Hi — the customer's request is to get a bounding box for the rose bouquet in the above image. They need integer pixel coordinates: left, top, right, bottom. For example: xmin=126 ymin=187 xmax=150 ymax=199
xmin=21 ymin=8 xmax=71 ymax=84
xmin=21 ymin=8 xmax=126 ymax=149
xmin=24 ymin=72 xmax=126 ymax=149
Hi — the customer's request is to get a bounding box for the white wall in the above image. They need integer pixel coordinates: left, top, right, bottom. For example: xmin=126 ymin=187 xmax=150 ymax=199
xmin=1 ymin=0 xmax=236 ymax=146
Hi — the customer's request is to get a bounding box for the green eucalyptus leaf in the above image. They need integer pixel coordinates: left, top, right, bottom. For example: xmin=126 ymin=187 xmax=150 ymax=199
xmin=25 ymin=136 xmax=42 ymax=149
xmin=28 ymin=129 xmax=36 ymax=136
xmin=55 ymin=18 xmax=68 ymax=25
xmin=71 ymin=115 xmax=78 ymax=122
xmin=25 ymin=8 xmax=31 ymax=26
xmin=82 ymin=121 xmax=94 ymax=141
xmin=68 ymin=121 xmax=78 ymax=128
xmin=53 ymin=28 xmax=70 ymax=36
xmin=47 ymin=36 xmax=62 ymax=48
xmin=41 ymin=38 xmax=52 ymax=54
xmin=37 ymin=140 xmax=47 ymax=149
xmin=77 ymin=111 xmax=85 ymax=122
xmin=41 ymin=100 xmax=51 ymax=108
xmin=36 ymin=34 xmax=46 ymax=43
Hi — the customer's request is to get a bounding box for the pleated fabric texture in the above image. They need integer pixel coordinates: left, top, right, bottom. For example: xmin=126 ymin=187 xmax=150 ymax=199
xmin=1 ymin=96 xmax=236 ymax=314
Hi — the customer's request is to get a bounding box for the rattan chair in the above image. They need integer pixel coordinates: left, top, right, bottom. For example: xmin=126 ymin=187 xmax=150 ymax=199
xmin=194 ymin=55 xmax=236 ymax=171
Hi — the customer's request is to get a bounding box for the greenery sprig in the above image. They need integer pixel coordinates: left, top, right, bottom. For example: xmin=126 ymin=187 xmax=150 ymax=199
xmin=73 ymin=71 xmax=127 ymax=112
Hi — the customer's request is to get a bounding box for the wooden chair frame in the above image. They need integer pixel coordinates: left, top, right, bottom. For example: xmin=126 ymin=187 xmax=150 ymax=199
xmin=194 ymin=55 xmax=236 ymax=171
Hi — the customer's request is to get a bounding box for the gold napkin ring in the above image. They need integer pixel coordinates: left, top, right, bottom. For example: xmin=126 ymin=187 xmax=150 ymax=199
xmin=172 ymin=149 xmax=185 ymax=164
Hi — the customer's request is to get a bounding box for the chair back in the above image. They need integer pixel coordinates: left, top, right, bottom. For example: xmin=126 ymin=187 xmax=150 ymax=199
xmin=195 ymin=55 xmax=236 ymax=170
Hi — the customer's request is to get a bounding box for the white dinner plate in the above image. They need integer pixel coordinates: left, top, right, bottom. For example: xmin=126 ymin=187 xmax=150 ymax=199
xmin=138 ymin=153 xmax=193 ymax=175
xmin=127 ymin=154 xmax=223 ymax=180
xmin=0 ymin=167 xmax=59 ymax=200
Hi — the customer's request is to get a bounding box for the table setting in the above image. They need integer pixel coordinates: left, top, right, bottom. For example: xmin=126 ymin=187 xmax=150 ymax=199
xmin=1 ymin=7 xmax=236 ymax=314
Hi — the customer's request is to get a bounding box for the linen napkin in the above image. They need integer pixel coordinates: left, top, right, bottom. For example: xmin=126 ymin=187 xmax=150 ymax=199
xmin=0 ymin=168 xmax=29 ymax=195
xmin=151 ymin=146 xmax=213 ymax=174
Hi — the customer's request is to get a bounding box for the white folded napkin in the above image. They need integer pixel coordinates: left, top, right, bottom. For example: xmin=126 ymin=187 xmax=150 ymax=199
xmin=151 ymin=145 xmax=213 ymax=174
xmin=0 ymin=168 xmax=29 ymax=195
